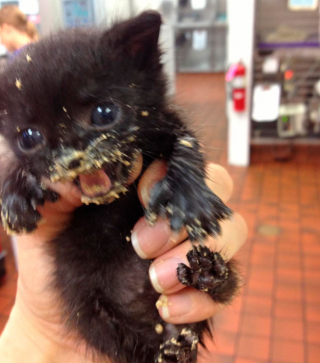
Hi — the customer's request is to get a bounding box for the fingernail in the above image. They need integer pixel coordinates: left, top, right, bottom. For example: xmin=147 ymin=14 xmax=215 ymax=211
xmin=149 ymin=257 xmax=184 ymax=293
xmin=156 ymin=294 xmax=192 ymax=319
xmin=140 ymin=184 xmax=150 ymax=207
xmin=132 ymin=218 xmax=171 ymax=258
xmin=131 ymin=227 xmax=148 ymax=259
xmin=141 ymin=180 xmax=159 ymax=207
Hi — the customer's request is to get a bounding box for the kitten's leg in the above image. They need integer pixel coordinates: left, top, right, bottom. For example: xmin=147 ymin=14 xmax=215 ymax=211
xmin=177 ymin=245 xmax=239 ymax=303
xmin=146 ymin=133 xmax=232 ymax=241
xmin=0 ymin=171 xmax=59 ymax=234
xmin=155 ymin=328 xmax=198 ymax=363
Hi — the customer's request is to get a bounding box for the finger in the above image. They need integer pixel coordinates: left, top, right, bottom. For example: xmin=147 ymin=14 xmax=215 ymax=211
xmin=155 ymin=289 xmax=223 ymax=324
xmin=148 ymin=213 xmax=247 ymax=294
xmin=137 ymin=162 xmax=233 ymax=208
xmin=39 ymin=180 xmax=82 ymax=215
xmin=127 ymin=153 xmax=143 ymax=185
xmin=205 ymin=163 xmax=233 ymax=203
xmin=132 ymin=217 xmax=188 ymax=259
xmin=137 ymin=160 xmax=167 ymax=207
xmin=133 ymin=163 xmax=234 ymax=259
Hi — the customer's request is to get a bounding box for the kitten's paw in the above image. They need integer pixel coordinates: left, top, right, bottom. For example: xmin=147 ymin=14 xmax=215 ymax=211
xmin=146 ymin=177 xmax=232 ymax=241
xmin=177 ymin=245 xmax=239 ymax=304
xmin=0 ymin=186 xmax=59 ymax=234
xmin=155 ymin=328 xmax=198 ymax=363
xmin=1 ymin=194 xmax=41 ymax=234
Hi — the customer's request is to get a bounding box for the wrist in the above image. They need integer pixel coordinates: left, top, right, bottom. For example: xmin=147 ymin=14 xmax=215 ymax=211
xmin=0 ymin=303 xmax=98 ymax=363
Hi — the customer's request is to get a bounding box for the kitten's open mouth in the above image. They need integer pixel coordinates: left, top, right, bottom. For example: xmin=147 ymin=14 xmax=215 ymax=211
xmin=78 ymin=169 xmax=112 ymax=198
xmin=50 ymin=141 xmax=140 ymax=205
xmin=76 ymin=162 xmax=123 ymax=199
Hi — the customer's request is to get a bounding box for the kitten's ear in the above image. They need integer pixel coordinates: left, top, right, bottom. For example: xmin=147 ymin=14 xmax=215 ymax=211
xmin=102 ymin=11 xmax=162 ymax=69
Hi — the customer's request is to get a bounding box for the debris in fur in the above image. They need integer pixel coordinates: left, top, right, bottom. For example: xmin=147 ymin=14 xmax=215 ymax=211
xmin=179 ymin=139 xmax=193 ymax=148
xmin=81 ymin=186 xmax=127 ymax=205
xmin=126 ymin=236 xmax=130 ymax=242
xmin=156 ymin=295 xmax=172 ymax=309
xmin=26 ymin=55 xmax=32 ymax=62
xmin=155 ymin=324 xmax=163 ymax=334
xmin=15 ymin=78 xmax=22 ymax=90
xmin=141 ymin=111 xmax=149 ymax=117
xmin=147 ymin=212 xmax=158 ymax=226
xmin=166 ymin=205 xmax=173 ymax=214
xmin=170 ymin=337 xmax=181 ymax=346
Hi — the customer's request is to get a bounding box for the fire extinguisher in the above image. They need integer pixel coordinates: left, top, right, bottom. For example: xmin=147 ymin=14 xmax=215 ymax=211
xmin=226 ymin=62 xmax=246 ymax=112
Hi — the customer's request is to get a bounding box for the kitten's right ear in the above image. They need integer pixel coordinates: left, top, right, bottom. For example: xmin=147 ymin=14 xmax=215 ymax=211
xmin=101 ymin=11 xmax=162 ymax=69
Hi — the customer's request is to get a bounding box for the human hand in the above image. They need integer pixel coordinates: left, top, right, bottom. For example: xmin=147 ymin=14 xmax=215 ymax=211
xmin=0 ymin=155 xmax=144 ymax=363
xmin=132 ymin=160 xmax=247 ymax=324
xmin=0 ymin=156 xmax=247 ymax=363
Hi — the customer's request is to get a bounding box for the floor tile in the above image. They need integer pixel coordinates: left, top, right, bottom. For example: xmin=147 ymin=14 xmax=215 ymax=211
xmin=306 ymin=303 xmax=320 ymax=322
xmin=307 ymin=343 xmax=320 ymax=363
xmin=237 ymin=335 xmax=270 ymax=361
xmin=306 ymin=321 xmax=320 ymax=344
xmin=271 ymin=339 xmax=304 ymax=363
xmin=273 ymin=318 xmax=304 ymax=341
xmin=244 ymin=294 xmax=272 ymax=317
xmin=275 ymin=283 xmax=302 ymax=302
xmin=274 ymin=300 xmax=303 ymax=320
xmin=240 ymin=314 xmax=271 ymax=338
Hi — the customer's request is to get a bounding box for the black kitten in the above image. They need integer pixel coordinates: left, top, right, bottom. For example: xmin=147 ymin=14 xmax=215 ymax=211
xmin=0 ymin=11 xmax=239 ymax=363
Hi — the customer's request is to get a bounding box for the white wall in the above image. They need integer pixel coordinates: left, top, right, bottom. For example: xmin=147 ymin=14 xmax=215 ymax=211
xmin=38 ymin=0 xmax=64 ymax=35
xmin=134 ymin=0 xmax=162 ymax=13
xmin=227 ymin=0 xmax=255 ymax=166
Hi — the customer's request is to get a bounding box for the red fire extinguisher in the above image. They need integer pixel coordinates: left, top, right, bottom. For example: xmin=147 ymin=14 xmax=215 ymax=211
xmin=226 ymin=62 xmax=246 ymax=112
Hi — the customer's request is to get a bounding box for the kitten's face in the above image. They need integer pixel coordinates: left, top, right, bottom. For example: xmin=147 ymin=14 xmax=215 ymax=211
xmin=0 ymin=12 xmax=164 ymax=203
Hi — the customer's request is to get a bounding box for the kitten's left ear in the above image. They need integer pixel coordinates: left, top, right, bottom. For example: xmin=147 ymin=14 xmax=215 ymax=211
xmin=102 ymin=11 xmax=162 ymax=69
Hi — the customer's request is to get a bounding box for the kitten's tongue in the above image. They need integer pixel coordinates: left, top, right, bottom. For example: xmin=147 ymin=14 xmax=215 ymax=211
xmin=78 ymin=170 xmax=112 ymax=198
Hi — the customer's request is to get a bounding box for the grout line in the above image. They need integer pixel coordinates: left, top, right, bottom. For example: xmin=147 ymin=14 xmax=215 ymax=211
xmin=266 ymin=164 xmax=281 ymax=363
xmin=299 ymin=165 xmax=311 ymax=363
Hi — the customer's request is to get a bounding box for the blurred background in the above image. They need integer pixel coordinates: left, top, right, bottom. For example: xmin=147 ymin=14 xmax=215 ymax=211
xmin=0 ymin=1 xmax=320 ymax=363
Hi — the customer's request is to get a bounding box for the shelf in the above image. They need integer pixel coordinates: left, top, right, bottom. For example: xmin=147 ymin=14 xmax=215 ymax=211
xmin=178 ymin=65 xmax=225 ymax=73
xmin=258 ymin=42 xmax=320 ymax=49
xmin=175 ymin=21 xmax=227 ymax=29
xmin=251 ymin=136 xmax=320 ymax=145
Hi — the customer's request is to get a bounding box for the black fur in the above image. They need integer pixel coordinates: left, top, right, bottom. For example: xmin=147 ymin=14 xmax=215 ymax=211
xmin=0 ymin=11 xmax=239 ymax=363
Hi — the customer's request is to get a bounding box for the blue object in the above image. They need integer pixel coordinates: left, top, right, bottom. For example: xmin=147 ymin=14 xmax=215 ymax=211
xmin=288 ymin=0 xmax=318 ymax=8
xmin=62 ymin=0 xmax=94 ymax=28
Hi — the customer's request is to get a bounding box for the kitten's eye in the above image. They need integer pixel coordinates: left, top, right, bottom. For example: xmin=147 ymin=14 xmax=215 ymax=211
xmin=91 ymin=103 xmax=120 ymax=127
xmin=19 ymin=128 xmax=44 ymax=151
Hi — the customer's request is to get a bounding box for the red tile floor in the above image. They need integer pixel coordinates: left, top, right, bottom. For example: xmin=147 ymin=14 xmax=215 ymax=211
xmin=1 ymin=74 xmax=320 ymax=362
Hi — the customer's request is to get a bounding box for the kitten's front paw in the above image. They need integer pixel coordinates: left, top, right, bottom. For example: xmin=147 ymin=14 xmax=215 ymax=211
xmin=1 ymin=194 xmax=41 ymax=234
xmin=155 ymin=328 xmax=198 ymax=363
xmin=178 ymin=245 xmax=240 ymax=304
xmin=0 ymin=186 xmax=59 ymax=235
xmin=146 ymin=177 xmax=232 ymax=241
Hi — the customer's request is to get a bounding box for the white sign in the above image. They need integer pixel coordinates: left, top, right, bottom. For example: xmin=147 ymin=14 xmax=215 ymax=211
xmin=252 ymin=84 xmax=281 ymax=122
xmin=19 ymin=0 xmax=39 ymax=15
xmin=192 ymin=30 xmax=208 ymax=51
xmin=191 ymin=0 xmax=207 ymax=10
xmin=288 ymin=0 xmax=318 ymax=10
